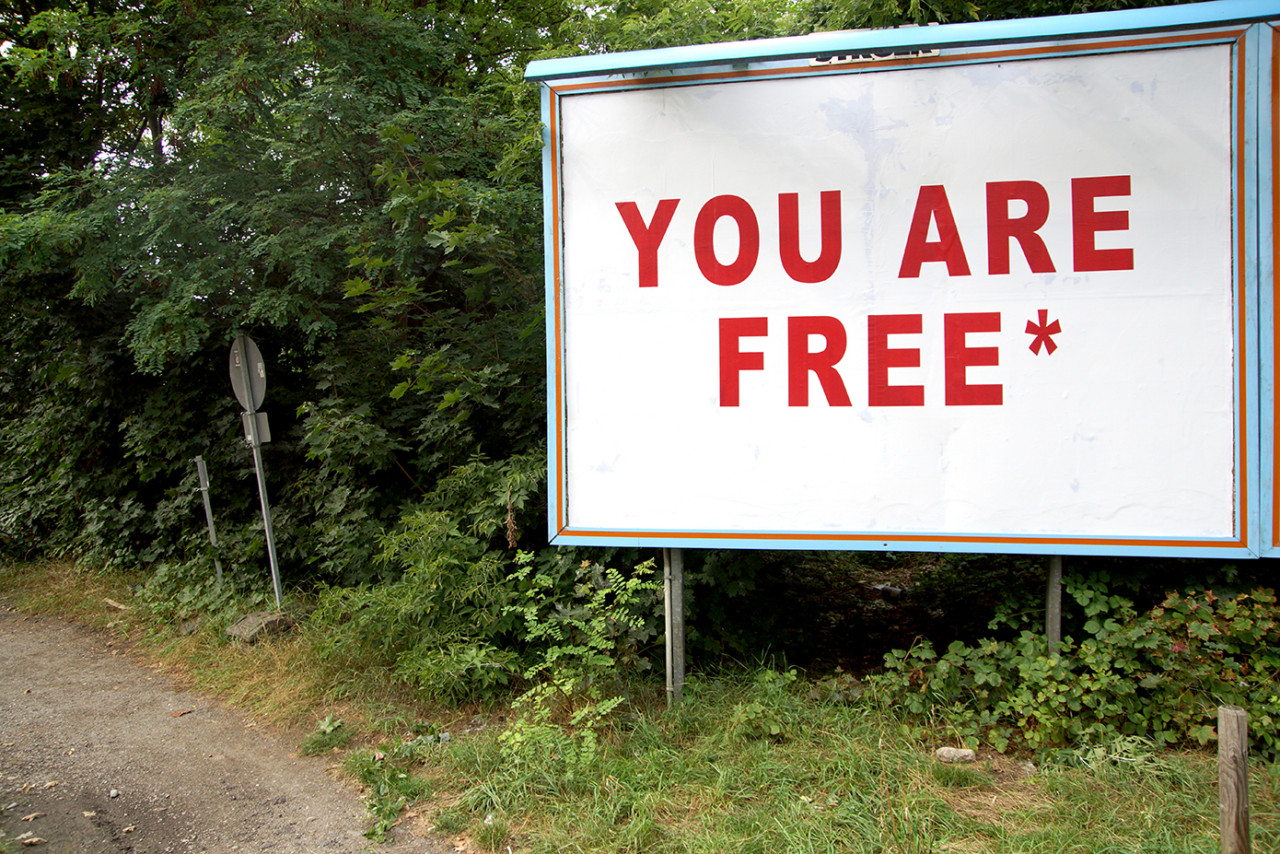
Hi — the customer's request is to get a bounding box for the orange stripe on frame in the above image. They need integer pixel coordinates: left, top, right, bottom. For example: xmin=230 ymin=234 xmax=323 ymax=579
xmin=556 ymin=528 xmax=1247 ymax=549
xmin=1236 ymin=31 xmax=1250 ymax=547
xmin=548 ymin=95 xmax=566 ymax=533
xmin=546 ymin=26 xmax=1256 ymax=549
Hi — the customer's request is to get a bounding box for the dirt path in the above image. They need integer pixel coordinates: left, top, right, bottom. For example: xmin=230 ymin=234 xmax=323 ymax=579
xmin=0 ymin=604 xmax=457 ymax=853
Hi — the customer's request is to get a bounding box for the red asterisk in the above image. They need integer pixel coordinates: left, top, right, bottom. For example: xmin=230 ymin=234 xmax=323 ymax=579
xmin=1026 ymin=309 xmax=1061 ymax=355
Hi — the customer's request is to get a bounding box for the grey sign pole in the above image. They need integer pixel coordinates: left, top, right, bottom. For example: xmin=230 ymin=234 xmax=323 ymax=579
xmin=193 ymin=455 xmax=224 ymax=587
xmin=1046 ymin=555 xmax=1063 ymax=654
xmin=663 ymin=547 xmax=686 ymax=706
xmin=230 ymin=334 xmax=283 ymax=611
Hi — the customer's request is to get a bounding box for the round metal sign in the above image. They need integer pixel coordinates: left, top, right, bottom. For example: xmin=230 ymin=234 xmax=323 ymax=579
xmin=229 ymin=334 xmax=267 ymax=412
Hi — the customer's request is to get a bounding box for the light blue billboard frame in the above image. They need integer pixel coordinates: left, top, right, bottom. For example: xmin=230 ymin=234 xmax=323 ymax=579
xmin=528 ymin=0 xmax=1278 ymax=81
xmin=531 ymin=0 xmax=1280 ymax=558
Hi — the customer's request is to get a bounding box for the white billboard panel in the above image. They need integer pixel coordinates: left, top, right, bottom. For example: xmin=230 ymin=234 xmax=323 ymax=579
xmin=531 ymin=3 xmax=1279 ymax=555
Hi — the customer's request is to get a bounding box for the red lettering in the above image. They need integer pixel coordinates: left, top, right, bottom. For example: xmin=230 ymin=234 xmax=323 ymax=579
xmin=944 ymin=312 xmax=1002 ymax=406
xmin=787 ymin=316 xmax=851 ymax=406
xmin=867 ymin=314 xmax=924 ymax=407
xmin=1072 ymin=175 xmax=1133 ymax=272
xmin=616 ymin=199 xmax=679 ymax=287
xmin=986 ymin=181 xmax=1055 ymax=275
xmin=695 ymin=195 xmax=760 ymax=286
xmin=719 ymin=317 xmax=768 ymax=406
xmin=898 ymin=185 xmax=971 ymax=278
xmin=779 ymin=191 xmax=842 ymax=283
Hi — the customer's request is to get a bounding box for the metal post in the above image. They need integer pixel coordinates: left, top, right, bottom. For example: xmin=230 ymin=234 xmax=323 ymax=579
xmin=193 ymin=456 xmax=223 ymax=587
xmin=1046 ymin=554 xmax=1063 ymax=653
xmin=248 ymin=436 xmax=283 ymax=611
xmin=235 ymin=351 xmax=283 ymax=611
xmin=664 ymin=547 xmax=686 ymax=707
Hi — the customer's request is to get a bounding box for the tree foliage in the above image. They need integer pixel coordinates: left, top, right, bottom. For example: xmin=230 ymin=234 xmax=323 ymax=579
xmin=0 ymin=0 xmax=563 ymax=581
xmin=1 ymin=0 xmax=1199 ymax=677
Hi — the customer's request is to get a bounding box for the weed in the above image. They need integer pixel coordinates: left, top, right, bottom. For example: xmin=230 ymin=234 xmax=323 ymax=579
xmin=343 ymin=740 xmax=438 ymax=841
xmin=725 ymin=668 xmax=800 ymax=742
xmin=301 ymin=714 xmax=351 ymax=755
xmin=493 ymin=554 xmax=661 ymax=795
xmin=472 ymin=812 xmax=509 ymax=851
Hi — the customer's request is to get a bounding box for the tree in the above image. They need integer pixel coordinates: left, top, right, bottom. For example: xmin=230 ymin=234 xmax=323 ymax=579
xmin=0 ymin=0 xmax=566 ymax=580
xmin=0 ymin=0 xmax=1201 ymax=662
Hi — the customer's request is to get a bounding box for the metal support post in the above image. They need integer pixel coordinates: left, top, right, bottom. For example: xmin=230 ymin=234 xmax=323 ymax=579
xmin=193 ymin=456 xmax=223 ymax=587
xmin=1046 ymin=554 xmax=1063 ymax=653
xmin=664 ymin=547 xmax=686 ymax=707
xmin=248 ymin=434 xmax=283 ymax=611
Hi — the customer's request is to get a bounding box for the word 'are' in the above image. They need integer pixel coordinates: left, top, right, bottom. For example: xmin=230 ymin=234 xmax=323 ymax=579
xmin=617 ymin=176 xmax=1133 ymax=286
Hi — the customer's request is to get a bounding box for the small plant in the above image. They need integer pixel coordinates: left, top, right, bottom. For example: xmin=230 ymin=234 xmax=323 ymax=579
xmin=473 ymin=812 xmax=509 ymax=852
xmin=506 ymin=553 xmax=661 ymax=694
xmin=1046 ymin=734 xmax=1172 ymax=775
xmin=344 ymin=739 xmax=438 ymax=840
xmin=807 ymin=666 xmax=864 ymax=704
xmin=394 ymin=642 xmax=518 ymax=706
xmin=496 ymin=554 xmax=660 ymax=789
xmin=726 ymin=668 xmax=800 ymax=742
xmin=134 ymin=559 xmax=272 ymax=627
xmin=301 ymin=714 xmax=351 ymax=755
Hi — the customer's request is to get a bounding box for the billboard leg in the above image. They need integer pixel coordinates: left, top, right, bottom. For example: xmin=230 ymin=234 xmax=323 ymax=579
xmin=664 ymin=547 xmax=686 ymax=706
xmin=1046 ymin=555 xmax=1063 ymax=653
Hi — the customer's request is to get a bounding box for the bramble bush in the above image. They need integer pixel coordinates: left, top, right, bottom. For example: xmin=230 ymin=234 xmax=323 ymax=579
xmin=873 ymin=574 xmax=1280 ymax=757
xmin=496 ymin=554 xmax=661 ymax=789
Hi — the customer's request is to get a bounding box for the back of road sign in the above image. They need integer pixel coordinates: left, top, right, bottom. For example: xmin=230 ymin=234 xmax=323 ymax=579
xmin=229 ymin=334 xmax=267 ymax=413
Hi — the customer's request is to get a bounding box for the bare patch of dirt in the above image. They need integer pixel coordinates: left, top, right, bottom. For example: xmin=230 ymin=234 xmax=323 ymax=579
xmin=935 ymin=753 xmax=1047 ymax=829
xmin=0 ymin=603 xmax=456 ymax=853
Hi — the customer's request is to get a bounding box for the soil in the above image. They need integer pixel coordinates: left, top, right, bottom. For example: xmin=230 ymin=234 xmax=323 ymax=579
xmin=0 ymin=603 xmax=459 ymax=854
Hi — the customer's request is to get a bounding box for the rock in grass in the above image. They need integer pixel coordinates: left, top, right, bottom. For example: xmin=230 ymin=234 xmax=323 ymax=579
xmin=934 ymin=747 xmax=977 ymax=764
xmin=226 ymin=611 xmax=294 ymax=643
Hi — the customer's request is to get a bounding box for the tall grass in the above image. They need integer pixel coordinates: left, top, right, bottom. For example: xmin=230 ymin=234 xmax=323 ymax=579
xmin=429 ymin=672 xmax=1276 ymax=853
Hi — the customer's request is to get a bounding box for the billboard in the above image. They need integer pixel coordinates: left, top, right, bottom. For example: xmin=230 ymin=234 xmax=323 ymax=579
xmin=528 ymin=0 xmax=1280 ymax=556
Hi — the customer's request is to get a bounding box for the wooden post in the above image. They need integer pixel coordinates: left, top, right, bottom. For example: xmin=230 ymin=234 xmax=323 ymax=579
xmin=1219 ymin=705 xmax=1251 ymax=854
xmin=1046 ymin=555 xmax=1063 ymax=653
xmin=663 ymin=547 xmax=686 ymax=707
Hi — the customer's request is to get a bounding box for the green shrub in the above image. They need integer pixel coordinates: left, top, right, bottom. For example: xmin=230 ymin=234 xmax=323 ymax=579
xmin=874 ymin=575 xmax=1280 ymax=756
xmin=308 ymin=497 xmax=662 ymax=708
xmin=497 ymin=554 xmax=661 ymax=790
xmin=135 ymin=558 xmax=274 ymax=626
xmin=307 ymin=510 xmax=520 ymax=701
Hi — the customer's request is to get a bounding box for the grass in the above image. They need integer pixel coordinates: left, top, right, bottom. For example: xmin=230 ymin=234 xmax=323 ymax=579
xmin=0 ymin=559 xmax=143 ymax=630
xmin=429 ymin=673 xmax=1277 ymax=853
xmin=2 ymin=560 xmax=1278 ymax=853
